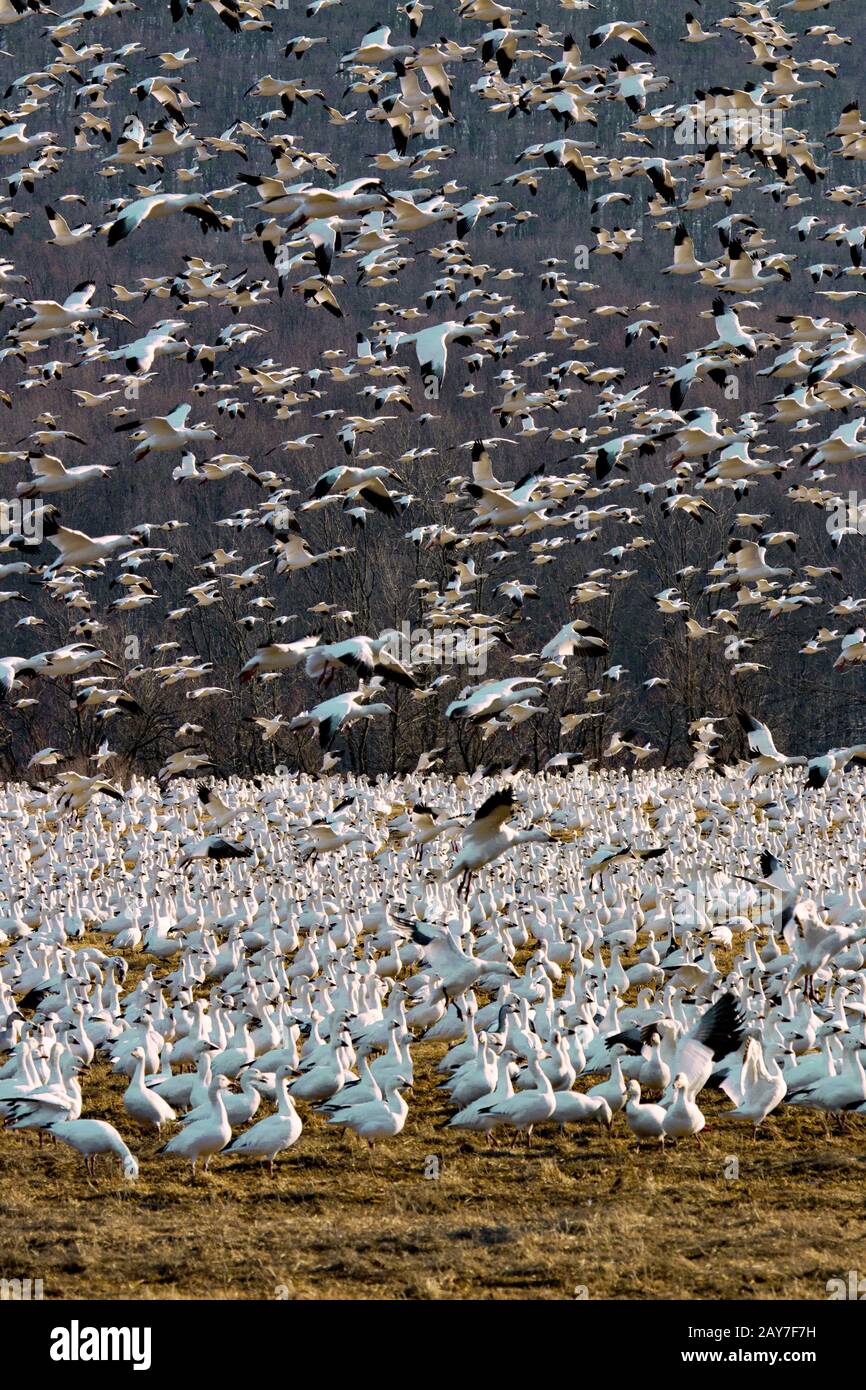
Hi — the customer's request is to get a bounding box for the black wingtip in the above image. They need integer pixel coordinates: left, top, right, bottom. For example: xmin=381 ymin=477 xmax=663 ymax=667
xmin=695 ymin=992 xmax=746 ymax=1062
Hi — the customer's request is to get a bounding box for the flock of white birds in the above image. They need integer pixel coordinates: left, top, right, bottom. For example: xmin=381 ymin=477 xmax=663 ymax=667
xmin=1 ymin=0 xmax=866 ymax=1188
xmin=3 ymin=763 xmax=866 ymax=1178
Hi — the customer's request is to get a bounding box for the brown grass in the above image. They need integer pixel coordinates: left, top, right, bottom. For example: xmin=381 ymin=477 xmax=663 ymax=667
xmin=1 ymin=934 xmax=864 ymax=1301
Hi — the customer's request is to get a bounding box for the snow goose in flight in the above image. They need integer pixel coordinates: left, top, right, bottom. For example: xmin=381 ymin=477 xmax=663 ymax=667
xmin=834 ymin=629 xmax=866 ymax=671
xmin=43 ymin=523 xmax=144 ymax=573
xmin=340 ymin=23 xmax=415 ymax=67
xmin=588 ymin=19 xmax=655 ymax=54
xmin=104 ymin=193 xmax=228 ymax=246
xmin=726 ymin=849 xmax=805 ymax=933
xmin=289 ymin=686 xmax=392 ymax=751
xmin=785 ymin=900 xmax=866 ymax=1000
xmin=408 ymin=919 xmax=517 ymax=999
xmin=445 ymin=677 xmax=544 ymax=722
xmin=17 ymin=453 xmax=113 ymax=497
xmin=309 ymin=464 xmax=405 ymax=518
xmin=727 ymin=539 xmax=792 ymax=583
xmin=45 ymin=204 xmax=94 ymax=247
xmin=441 ymin=787 xmax=552 ymax=896
xmin=408 ymin=803 xmax=463 ymax=859
xmin=10 ymin=281 xmax=127 ymax=338
xmin=197 ymin=783 xmax=240 ymax=831
xmin=239 ymin=635 xmax=319 ymax=683
xmin=178 ymin=835 xmax=253 ymax=869
xmin=805 ymin=743 xmax=866 ymax=789
xmin=305 ymin=633 xmax=418 ymax=689
xmin=737 ymin=711 xmax=807 ymax=782
xmin=54 ymin=772 xmax=124 ymax=813
xmin=465 ymin=469 xmax=551 ymax=529
xmin=5 ymin=1045 xmax=82 ymax=1131
xmin=294 ymin=815 xmax=370 ymax=863
xmin=584 ymin=842 xmax=666 ymax=885
xmin=114 ymin=403 xmax=217 ymax=459
xmin=539 ymin=619 xmax=608 ymax=663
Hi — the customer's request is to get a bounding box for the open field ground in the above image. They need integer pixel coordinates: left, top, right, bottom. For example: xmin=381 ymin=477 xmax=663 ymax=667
xmin=2 ymin=936 xmax=864 ymax=1303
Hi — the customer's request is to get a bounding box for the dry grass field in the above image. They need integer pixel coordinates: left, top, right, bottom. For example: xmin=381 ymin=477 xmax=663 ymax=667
xmin=2 ymin=933 xmax=864 ymax=1302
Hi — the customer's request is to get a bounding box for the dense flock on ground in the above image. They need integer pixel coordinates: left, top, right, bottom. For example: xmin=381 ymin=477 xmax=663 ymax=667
xmin=4 ymin=759 xmax=866 ymax=1182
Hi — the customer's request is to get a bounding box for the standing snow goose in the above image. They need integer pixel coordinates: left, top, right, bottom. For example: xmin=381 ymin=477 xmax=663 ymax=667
xmin=662 ymin=1074 xmax=706 ymax=1140
xmin=185 ymin=1066 xmax=266 ymax=1130
xmin=551 ymin=1088 xmax=613 ymax=1131
xmin=448 ymin=1053 xmax=519 ymax=1137
xmin=325 ymin=1073 xmax=410 ymax=1145
xmin=225 ymin=1065 xmax=302 ymax=1174
xmin=624 ymin=1080 xmax=667 ymax=1144
xmin=160 ymin=1075 xmax=232 ymax=1176
xmin=588 ymin=1045 xmax=629 ymax=1114
xmin=476 ymin=1055 xmax=556 ymax=1146
xmin=289 ymin=1027 xmax=352 ymax=1102
xmin=123 ymin=1047 xmax=177 ymax=1134
xmin=785 ymin=1033 xmax=866 ymax=1118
